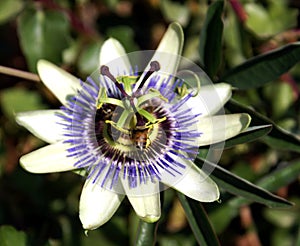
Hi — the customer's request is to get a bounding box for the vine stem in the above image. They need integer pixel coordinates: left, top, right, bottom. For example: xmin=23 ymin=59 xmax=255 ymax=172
xmin=0 ymin=65 xmax=41 ymax=82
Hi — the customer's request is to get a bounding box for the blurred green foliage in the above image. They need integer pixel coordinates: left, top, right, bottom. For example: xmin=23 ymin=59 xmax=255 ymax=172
xmin=0 ymin=0 xmax=300 ymax=245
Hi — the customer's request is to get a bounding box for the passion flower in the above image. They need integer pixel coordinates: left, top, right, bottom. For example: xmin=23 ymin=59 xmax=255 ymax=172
xmin=16 ymin=23 xmax=251 ymax=230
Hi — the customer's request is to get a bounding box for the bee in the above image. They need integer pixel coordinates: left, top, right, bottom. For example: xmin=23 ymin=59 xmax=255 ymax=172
xmin=105 ymin=113 xmax=154 ymax=150
xmin=105 ymin=107 xmax=165 ymax=151
xmin=131 ymin=124 xmax=152 ymax=150
xmin=131 ymin=106 xmax=154 ymax=150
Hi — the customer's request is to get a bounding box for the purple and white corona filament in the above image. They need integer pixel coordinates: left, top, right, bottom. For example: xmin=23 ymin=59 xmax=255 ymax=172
xmin=58 ymin=60 xmax=202 ymax=193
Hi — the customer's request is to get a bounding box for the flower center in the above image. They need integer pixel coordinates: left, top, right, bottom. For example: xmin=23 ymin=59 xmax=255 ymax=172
xmin=95 ymin=97 xmax=174 ymax=151
xmin=59 ymin=57 xmax=202 ymax=192
xmin=96 ymin=61 xmax=170 ymax=153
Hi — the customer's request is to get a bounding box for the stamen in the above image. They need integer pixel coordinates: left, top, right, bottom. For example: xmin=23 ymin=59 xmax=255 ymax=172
xmin=137 ymin=61 xmax=160 ymax=90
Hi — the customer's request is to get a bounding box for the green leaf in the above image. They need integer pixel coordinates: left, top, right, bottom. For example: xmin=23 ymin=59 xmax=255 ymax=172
xmin=229 ymin=159 xmax=300 ymax=208
xmin=210 ymin=159 xmax=300 ymax=233
xmin=0 ymin=226 xmax=27 ymax=246
xmin=221 ymin=42 xmax=300 ymax=89
xmin=78 ymin=41 xmax=102 ymax=75
xmin=0 ymin=0 xmax=24 ymax=24
xmin=296 ymin=220 xmax=300 ymax=246
xmin=134 ymin=220 xmax=157 ymax=246
xmin=177 ymin=193 xmax=220 ymax=246
xmin=227 ymin=99 xmax=300 ymax=153
xmin=18 ymin=7 xmax=71 ymax=72
xmin=0 ymin=87 xmax=47 ymax=120
xmin=209 ymin=160 xmax=300 ymax=234
xmin=208 ymin=203 xmax=235 ymax=234
xmin=160 ymin=0 xmax=190 ymax=27
xmin=263 ymin=208 xmax=297 ymax=228
xmin=199 ymin=0 xmax=224 ymax=78
xmin=263 ymin=80 xmax=295 ymax=119
xmin=82 ymin=216 xmax=128 ymax=246
xmin=195 ymin=158 xmax=292 ymax=208
xmin=224 ymin=124 xmax=272 ymax=149
xmin=256 ymin=159 xmax=300 ymax=192
xmin=245 ymin=1 xmax=298 ymax=37
xmin=106 ymin=26 xmax=138 ymax=53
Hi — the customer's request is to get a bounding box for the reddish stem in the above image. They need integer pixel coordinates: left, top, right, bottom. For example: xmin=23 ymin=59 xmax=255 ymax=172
xmin=229 ymin=0 xmax=248 ymax=23
xmin=281 ymin=73 xmax=299 ymax=100
xmin=35 ymin=0 xmax=97 ymax=37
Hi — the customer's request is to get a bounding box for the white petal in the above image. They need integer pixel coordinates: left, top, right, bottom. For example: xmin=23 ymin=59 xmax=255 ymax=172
xmin=135 ymin=22 xmax=184 ymax=89
xmin=20 ymin=142 xmax=77 ymax=173
xmin=197 ymin=114 xmax=251 ymax=146
xmin=127 ymin=189 xmax=161 ymax=222
xmin=16 ymin=110 xmax=63 ymax=144
xmin=37 ymin=60 xmax=82 ymax=105
xmin=121 ymin=178 xmax=161 ymax=222
xmin=79 ymin=178 xmax=124 ymax=230
xmin=165 ymin=160 xmax=219 ymax=202
xmin=127 ymin=193 xmax=161 ymax=223
xmin=152 ymin=22 xmax=184 ymax=73
xmin=187 ymin=83 xmax=232 ymax=117
xmin=99 ymin=38 xmax=131 ymax=76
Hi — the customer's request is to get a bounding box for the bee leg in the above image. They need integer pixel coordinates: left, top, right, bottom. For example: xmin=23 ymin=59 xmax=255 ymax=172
xmin=146 ymin=137 xmax=151 ymax=148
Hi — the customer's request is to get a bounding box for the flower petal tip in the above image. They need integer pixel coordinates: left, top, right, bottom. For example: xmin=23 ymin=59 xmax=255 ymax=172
xmin=217 ymin=82 xmax=232 ymax=102
xmin=19 ymin=153 xmax=46 ymax=174
xmin=126 ymin=191 xmax=161 ymax=223
xmin=79 ymin=180 xmax=124 ymax=231
xmin=15 ymin=110 xmax=63 ymax=144
xmin=169 ymin=22 xmax=184 ymax=39
xmin=169 ymin=162 xmax=220 ymax=203
xmin=81 ymin=220 xmax=102 ymax=231
xmin=101 ymin=38 xmax=124 ymax=54
xmin=158 ymin=22 xmax=184 ymax=55
xmin=99 ymin=38 xmax=131 ymax=74
xmin=19 ymin=155 xmax=35 ymax=173
xmin=188 ymin=180 xmax=220 ymax=203
xmin=141 ymin=215 xmax=160 ymax=223
xmin=19 ymin=142 xmax=77 ymax=173
xmin=36 ymin=60 xmax=59 ymax=77
xmin=37 ymin=59 xmax=50 ymax=70
xmin=202 ymin=184 xmax=220 ymax=203
xmin=80 ymin=205 xmax=112 ymax=231
xmin=240 ymin=113 xmax=252 ymax=131
xmin=36 ymin=59 xmax=81 ymax=105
